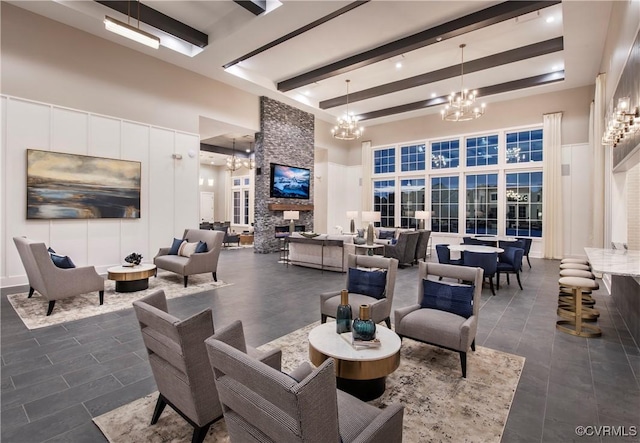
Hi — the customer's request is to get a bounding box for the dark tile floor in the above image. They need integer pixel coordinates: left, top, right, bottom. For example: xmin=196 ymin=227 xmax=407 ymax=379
xmin=1 ymin=249 xmax=639 ymax=442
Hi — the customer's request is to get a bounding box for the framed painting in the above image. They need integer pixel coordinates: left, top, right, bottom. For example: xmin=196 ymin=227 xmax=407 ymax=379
xmin=27 ymin=149 xmax=141 ymax=219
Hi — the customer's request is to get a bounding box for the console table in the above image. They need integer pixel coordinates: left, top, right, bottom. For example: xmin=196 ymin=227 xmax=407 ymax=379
xmin=285 ymin=236 xmax=345 ymax=272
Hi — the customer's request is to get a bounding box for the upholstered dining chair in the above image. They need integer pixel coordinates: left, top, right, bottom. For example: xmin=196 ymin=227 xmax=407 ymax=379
xmin=13 ymin=236 xmax=104 ymax=316
xmin=463 ymin=251 xmax=498 ymax=295
xmin=496 ymin=247 xmax=525 ymax=290
xmin=133 ymin=291 xmax=282 ymax=443
xmin=320 ymin=254 xmax=398 ymax=328
xmin=435 ymin=244 xmax=464 ymax=266
xmin=154 ymin=229 xmax=224 ymax=287
xmin=205 ymin=336 xmax=405 ymax=443
xmin=394 ymin=262 xmax=484 ymax=378
xmin=516 ymin=237 xmax=533 ymax=268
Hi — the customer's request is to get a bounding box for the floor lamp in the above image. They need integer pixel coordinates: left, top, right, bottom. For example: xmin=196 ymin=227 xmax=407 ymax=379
xmin=415 ymin=211 xmax=427 ymax=230
xmin=362 ymin=211 xmax=381 ymax=245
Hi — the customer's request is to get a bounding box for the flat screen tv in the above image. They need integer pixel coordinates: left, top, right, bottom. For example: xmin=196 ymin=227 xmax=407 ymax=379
xmin=269 ymin=163 xmax=310 ymax=199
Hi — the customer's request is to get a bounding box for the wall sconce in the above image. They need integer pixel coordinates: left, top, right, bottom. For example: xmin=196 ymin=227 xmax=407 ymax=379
xmin=207 ymin=179 xmax=214 ymax=187
xmin=602 ymin=96 xmax=639 ymax=147
xmin=199 ymin=177 xmax=204 ymax=185
xmin=172 ymin=153 xmax=183 ymax=160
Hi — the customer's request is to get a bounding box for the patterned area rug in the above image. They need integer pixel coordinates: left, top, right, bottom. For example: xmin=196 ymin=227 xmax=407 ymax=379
xmin=7 ymin=272 xmax=232 ymax=330
xmin=94 ymin=322 xmax=524 ymax=442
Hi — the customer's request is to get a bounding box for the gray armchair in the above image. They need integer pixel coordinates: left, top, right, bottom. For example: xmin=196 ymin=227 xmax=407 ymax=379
xmin=383 ymin=231 xmax=420 ymax=267
xmin=320 ymin=254 xmax=398 ymax=328
xmin=133 ymin=291 xmax=281 ymax=443
xmin=13 ymin=236 xmax=104 ymax=316
xmin=414 ymin=229 xmax=432 ymax=263
xmin=394 ymin=262 xmax=483 ymax=378
xmin=154 ymin=229 xmax=224 ymax=287
xmin=205 ymin=337 xmax=404 ymax=443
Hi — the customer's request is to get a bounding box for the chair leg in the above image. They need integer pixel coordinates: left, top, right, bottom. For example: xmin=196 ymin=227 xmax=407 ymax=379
xmin=151 ymin=394 xmax=167 ymax=425
xmin=384 ymin=317 xmax=391 ymax=328
xmin=192 ymin=424 xmax=211 ymax=443
xmin=212 ymin=272 xmax=217 ymax=282
xmin=496 ymin=271 xmax=500 ymax=290
xmin=459 ymin=351 xmax=467 ymax=378
xmin=99 ymin=290 xmax=104 ymax=305
xmin=321 ymin=314 xmax=327 ymax=323
xmin=46 ymin=300 xmax=56 ymax=316
xmin=526 ymin=255 xmax=531 ymax=268
xmin=183 ymin=276 xmax=188 ymax=288
xmin=28 ymin=287 xmax=34 ymax=298
xmin=506 ymin=274 xmax=510 ymax=285
xmin=471 ymin=339 xmax=476 ymax=352
xmin=489 ymin=277 xmax=495 ymax=296
xmin=516 ymin=271 xmax=523 ymax=290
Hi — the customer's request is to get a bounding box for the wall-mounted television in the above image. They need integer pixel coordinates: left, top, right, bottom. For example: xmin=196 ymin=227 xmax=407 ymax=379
xmin=269 ymin=163 xmax=310 ymax=200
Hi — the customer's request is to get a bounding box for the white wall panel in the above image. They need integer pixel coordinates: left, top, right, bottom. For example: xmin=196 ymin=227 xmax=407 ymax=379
xmin=562 ymin=143 xmax=593 ymax=258
xmin=149 ymin=128 xmax=175 ymax=256
xmin=51 ymin=107 xmax=88 ymax=155
xmin=1 ymin=96 xmax=199 ymax=288
xmin=174 ymin=132 xmax=199 ymax=232
xmin=121 ymin=122 xmax=150 ymax=263
xmin=5 ymin=99 xmax=51 ymax=280
xmin=1 ymin=96 xmax=6 ymax=279
xmin=327 ymin=162 xmax=348 ymax=234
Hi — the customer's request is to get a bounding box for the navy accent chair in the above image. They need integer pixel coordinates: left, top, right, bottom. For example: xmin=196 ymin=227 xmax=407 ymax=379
xmin=462 ymin=236 xmax=486 ymax=245
xmin=498 ymin=239 xmax=525 ymax=251
xmin=435 ymin=244 xmax=464 ymax=266
xmin=463 ymin=251 xmax=498 ymax=295
xmin=497 ymin=247 xmax=525 ymax=290
xmin=516 ymin=237 xmax=533 ymax=268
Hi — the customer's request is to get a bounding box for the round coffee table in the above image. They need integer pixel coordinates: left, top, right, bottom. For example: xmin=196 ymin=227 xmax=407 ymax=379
xmin=107 ymin=264 xmax=156 ymax=293
xmin=308 ymin=322 xmax=401 ymax=401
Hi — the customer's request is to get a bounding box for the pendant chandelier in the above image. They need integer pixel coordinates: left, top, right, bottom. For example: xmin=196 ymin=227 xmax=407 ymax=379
xmin=226 ymin=139 xmax=242 ymax=172
xmin=331 ymin=80 xmax=363 ymax=140
xmin=441 ymin=44 xmax=486 ymax=122
xmin=243 ymin=142 xmax=256 ymax=170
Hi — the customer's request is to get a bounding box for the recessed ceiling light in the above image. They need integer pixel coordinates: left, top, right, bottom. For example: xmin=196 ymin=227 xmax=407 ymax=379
xmin=210 ymin=161 xmax=215 ymax=165
xmin=395 ymin=62 xmax=402 ymax=69
xmin=245 ymin=149 xmax=250 ymax=153
xmin=431 ymin=93 xmax=437 ymax=98
xmin=546 ymin=16 xmax=555 ymax=23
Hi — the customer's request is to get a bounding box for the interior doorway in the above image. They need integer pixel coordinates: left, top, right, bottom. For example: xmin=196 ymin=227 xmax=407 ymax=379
xmin=200 ymin=191 xmax=215 ymax=222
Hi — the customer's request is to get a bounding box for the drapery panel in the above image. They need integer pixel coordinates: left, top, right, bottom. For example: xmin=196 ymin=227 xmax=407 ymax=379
xmin=542 ymin=112 xmax=563 ymax=259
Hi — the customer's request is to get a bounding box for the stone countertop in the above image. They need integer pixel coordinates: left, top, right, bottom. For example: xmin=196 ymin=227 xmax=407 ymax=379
xmin=584 ymin=247 xmax=640 ymax=277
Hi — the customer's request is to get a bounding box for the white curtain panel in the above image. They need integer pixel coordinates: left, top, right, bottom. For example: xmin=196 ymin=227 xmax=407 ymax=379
xmin=591 ymin=73 xmax=606 ymax=248
xmin=361 ymin=140 xmax=373 ymax=212
xmin=542 ymin=112 xmax=564 ymax=259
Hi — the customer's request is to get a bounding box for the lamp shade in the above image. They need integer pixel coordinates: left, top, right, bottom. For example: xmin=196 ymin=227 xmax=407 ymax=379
xmin=283 ymin=210 xmax=299 ymax=220
xmin=346 ymin=211 xmax=358 ymax=219
xmin=414 ymin=211 xmax=428 ymax=220
xmin=362 ymin=211 xmax=381 ymax=223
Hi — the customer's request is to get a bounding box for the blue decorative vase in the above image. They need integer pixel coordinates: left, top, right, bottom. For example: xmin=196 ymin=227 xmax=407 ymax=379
xmin=352 ymin=305 xmax=376 ymax=341
xmin=336 ymin=290 xmax=352 ymax=334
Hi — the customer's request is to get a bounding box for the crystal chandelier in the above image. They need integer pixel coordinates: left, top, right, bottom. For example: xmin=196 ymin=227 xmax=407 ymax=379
xmin=331 ymin=80 xmax=363 ymax=140
xmin=431 ymin=154 xmax=448 ymax=168
xmin=602 ymin=97 xmax=639 ymax=147
xmin=506 ymin=146 xmax=521 ymax=161
xmin=441 ymin=44 xmax=486 ymax=122
xmin=226 ymin=139 xmax=242 ymax=172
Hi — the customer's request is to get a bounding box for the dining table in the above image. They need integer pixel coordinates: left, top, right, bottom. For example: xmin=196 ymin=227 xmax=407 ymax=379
xmin=448 ymin=244 xmax=504 ymax=254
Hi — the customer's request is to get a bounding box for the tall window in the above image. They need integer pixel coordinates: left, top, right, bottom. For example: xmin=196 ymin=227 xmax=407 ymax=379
xmin=506 ymin=129 xmax=543 ymax=163
xmin=400 ymin=179 xmax=425 ymax=228
xmin=466 ymin=135 xmax=498 ymax=167
xmin=373 ymin=180 xmax=395 ymax=227
xmin=465 ymin=173 xmax=498 ymax=235
xmin=431 ymin=176 xmax=459 ymax=233
xmin=431 ymin=139 xmax=459 ymax=169
xmin=231 ymin=174 xmax=251 ymax=225
xmin=400 ymin=144 xmax=426 ymax=172
xmin=506 ymin=171 xmax=543 ymax=237
xmin=373 ymin=147 xmax=395 ymax=174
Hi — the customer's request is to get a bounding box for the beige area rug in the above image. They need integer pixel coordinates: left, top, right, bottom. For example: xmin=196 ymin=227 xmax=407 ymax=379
xmin=94 ymin=322 xmax=525 ymax=443
xmin=7 ymin=272 xmax=232 ymax=330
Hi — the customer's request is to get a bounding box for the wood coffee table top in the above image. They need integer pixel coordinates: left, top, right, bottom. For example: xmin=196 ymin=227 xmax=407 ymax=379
xmin=107 ymin=264 xmax=156 ymax=282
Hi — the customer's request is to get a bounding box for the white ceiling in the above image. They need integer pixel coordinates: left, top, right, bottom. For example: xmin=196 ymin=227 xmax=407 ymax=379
xmin=10 ymin=0 xmax=614 ymax=154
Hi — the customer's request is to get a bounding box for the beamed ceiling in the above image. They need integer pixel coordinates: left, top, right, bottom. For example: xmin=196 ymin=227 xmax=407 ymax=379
xmin=10 ymin=0 xmax=613 ymax=130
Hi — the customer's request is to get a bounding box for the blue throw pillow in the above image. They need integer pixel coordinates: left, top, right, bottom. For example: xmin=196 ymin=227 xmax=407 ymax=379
xmin=195 ymin=240 xmax=208 ymax=253
xmin=421 ymin=279 xmax=474 ymax=318
xmin=47 ymin=247 xmax=56 ymax=254
xmin=50 ymin=253 xmax=76 ymax=269
xmin=169 ymin=238 xmax=184 ymax=255
xmin=347 ymin=267 xmax=387 ymax=300
xmin=378 ymin=230 xmax=395 ymax=240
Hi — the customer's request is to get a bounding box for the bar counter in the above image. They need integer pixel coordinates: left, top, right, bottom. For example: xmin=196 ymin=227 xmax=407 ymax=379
xmin=585 ymin=248 xmax=640 ymax=344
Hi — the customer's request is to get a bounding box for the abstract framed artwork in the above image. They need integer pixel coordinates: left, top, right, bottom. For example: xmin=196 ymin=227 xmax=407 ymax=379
xmin=27 ymin=149 xmax=141 ymax=219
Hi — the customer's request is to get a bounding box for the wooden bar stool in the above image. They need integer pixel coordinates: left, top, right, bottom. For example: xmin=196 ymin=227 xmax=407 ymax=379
xmin=556 ymin=277 xmax=602 ymax=337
